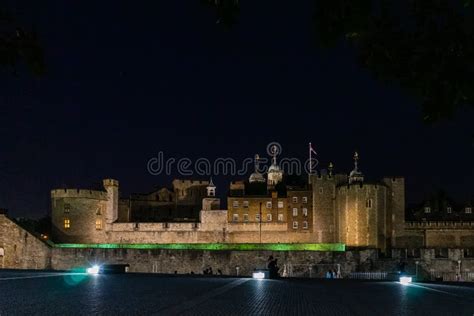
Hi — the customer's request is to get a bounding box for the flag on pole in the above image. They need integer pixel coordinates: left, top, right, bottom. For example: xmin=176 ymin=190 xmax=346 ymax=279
xmin=309 ymin=142 xmax=317 ymax=175
xmin=309 ymin=143 xmax=317 ymax=156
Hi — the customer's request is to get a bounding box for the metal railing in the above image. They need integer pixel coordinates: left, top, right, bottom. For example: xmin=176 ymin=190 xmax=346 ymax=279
xmin=429 ymin=271 xmax=474 ymax=282
xmin=349 ymin=272 xmax=388 ymax=280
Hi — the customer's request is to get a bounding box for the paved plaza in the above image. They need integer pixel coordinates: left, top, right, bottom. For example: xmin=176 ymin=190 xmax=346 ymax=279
xmin=0 ymin=270 xmax=473 ymax=315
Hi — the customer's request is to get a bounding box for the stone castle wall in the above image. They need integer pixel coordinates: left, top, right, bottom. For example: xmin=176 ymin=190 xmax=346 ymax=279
xmin=336 ymin=183 xmax=388 ymax=250
xmin=310 ymin=175 xmax=338 ymax=243
xmin=401 ymin=222 xmax=474 ymax=248
xmin=51 ymin=189 xmax=108 ymax=243
xmin=0 ymin=214 xmax=51 ymax=269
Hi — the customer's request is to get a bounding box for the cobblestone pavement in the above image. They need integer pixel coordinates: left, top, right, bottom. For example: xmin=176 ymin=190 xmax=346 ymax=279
xmin=0 ymin=270 xmax=473 ymax=315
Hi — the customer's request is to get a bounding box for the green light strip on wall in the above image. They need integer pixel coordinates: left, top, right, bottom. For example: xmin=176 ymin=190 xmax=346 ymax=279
xmin=53 ymin=243 xmax=345 ymax=251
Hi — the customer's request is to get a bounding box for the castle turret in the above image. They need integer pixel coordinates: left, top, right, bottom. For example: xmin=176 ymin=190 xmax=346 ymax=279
xmin=203 ymin=178 xmax=220 ymax=210
xmin=267 ymin=145 xmax=283 ymax=188
xmin=206 ymin=178 xmax=216 ymax=197
xmin=348 ymin=152 xmax=364 ymax=184
xmin=103 ymin=179 xmax=119 ymax=224
xmin=249 ymin=154 xmax=266 ymax=183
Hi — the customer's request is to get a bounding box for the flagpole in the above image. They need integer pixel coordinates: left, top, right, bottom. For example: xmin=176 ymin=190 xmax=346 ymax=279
xmin=308 ymin=142 xmax=312 ymax=184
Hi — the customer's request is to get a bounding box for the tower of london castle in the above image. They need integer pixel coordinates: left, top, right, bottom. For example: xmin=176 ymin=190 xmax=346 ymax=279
xmin=51 ymin=150 xmax=474 ymax=251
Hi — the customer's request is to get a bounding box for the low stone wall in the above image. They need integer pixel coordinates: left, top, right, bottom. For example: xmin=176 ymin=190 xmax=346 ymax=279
xmin=51 ymin=248 xmax=375 ymax=277
xmin=49 ymin=246 xmax=474 ymax=280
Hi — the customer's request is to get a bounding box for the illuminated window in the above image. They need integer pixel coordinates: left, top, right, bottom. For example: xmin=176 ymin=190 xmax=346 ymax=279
xmin=232 ymin=214 xmax=239 ymax=222
xmin=466 ymin=207 xmax=472 ymax=214
xmin=243 ymin=201 xmax=249 ymax=208
xmin=267 ymin=214 xmax=272 ymax=222
xmin=303 ymin=221 xmax=308 ymax=229
xmin=256 ymin=214 xmax=261 ymax=222
xmin=292 ymin=208 xmax=298 ymax=216
xmin=95 ymin=219 xmax=102 ymax=230
xmin=233 ymin=201 xmax=239 ymax=208
xmin=278 ymin=214 xmax=284 ymax=221
xmin=243 ymin=214 xmax=249 ymax=222
xmin=278 ymin=201 xmax=284 ymax=208
xmin=64 ymin=204 xmax=71 ymax=214
xmin=292 ymin=221 xmax=298 ymax=229
xmin=366 ymin=199 xmax=373 ymax=208
xmin=302 ymin=197 xmax=308 ymax=203
xmin=447 ymin=207 xmax=452 ymax=214
xmin=424 ymin=207 xmax=431 ymax=213
xmin=64 ymin=219 xmax=70 ymax=229
xmin=303 ymin=208 xmax=308 ymax=217
xmin=292 ymin=197 xmax=298 ymax=203
xmin=266 ymin=201 xmax=272 ymax=209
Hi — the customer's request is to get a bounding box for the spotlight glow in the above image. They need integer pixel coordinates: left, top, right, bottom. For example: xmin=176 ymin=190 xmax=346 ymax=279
xmin=399 ymin=276 xmax=412 ymax=285
xmin=86 ymin=265 xmax=100 ymax=275
xmin=252 ymin=272 xmax=265 ymax=280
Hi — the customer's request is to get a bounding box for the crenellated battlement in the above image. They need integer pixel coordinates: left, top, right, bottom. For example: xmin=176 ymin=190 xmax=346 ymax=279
xmin=337 ymin=183 xmax=383 ymax=191
xmin=103 ymin=179 xmax=119 ymax=187
xmin=313 ymin=174 xmax=335 ymax=181
xmin=51 ymin=188 xmax=107 ymax=200
xmin=405 ymin=221 xmax=474 ymax=229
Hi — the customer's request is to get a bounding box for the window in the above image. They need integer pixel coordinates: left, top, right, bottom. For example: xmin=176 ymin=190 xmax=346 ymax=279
xmin=303 ymin=221 xmax=308 ymax=229
xmin=278 ymin=201 xmax=284 ymax=209
xmin=233 ymin=201 xmax=239 ymax=208
xmin=243 ymin=201 xmax=249 ymax=208
xmin=267 ymin=214 xmax=272 ymax=222
xmin=64 ymin=219 xmax=70 ymax=229
xmin=292 ymin=197 xmax=298 ymax=203
xmin=464 ymin=248 xmax=474 ymax=258
xmin=319 ymin=187 xmax=323 ymax=194
xmin=466 ymin=207 xmax=472 ymax=214
xmin=447 ymin=207 xmax=452 ymax=214
xmin=64 ymin=203 xmax=71 ymax=214
xmin=232 ymin=214 xmax=239 ymax=222
xmin=256 ymin=214 xmax=261 ymax=222
xmin=292 ymin=221 xmax=298 ymax=229
xmin=435 ymin=248 xmax=448 ymax=259
xmin=266 ymin=201 xmax=272 ymax=209
xmin=302 ymin=197 xmax=308 ymax=203
xmin=424 ymin=207 xmax=431 ymax=213
xmin=96 ymin=207 xmax=102 ymax=215
xmin=407 ymin=248 xmax=421 ymax=259
xmin=293 ymin=208 xmax=298 ymax=216
xmin=366 ymin=199 xmax=373 ymax=208
xmin=278 ymin=214 xmax=284 ymax=222
xmin=95 ymin=219 xmax=102 ymax=230
xmin=243 ymin=214 xmax=249 ymax=222
xmin=303 ymin=208 xmax=308 ymax=217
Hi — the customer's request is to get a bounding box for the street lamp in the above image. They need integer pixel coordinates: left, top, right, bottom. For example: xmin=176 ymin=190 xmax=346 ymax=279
xmin=259 ymin=202 xmax=262 ymax=244
xmin=457 ymin=260 xmax=462 ymax=281
xmin=415 ymin=261 xmax=419 ymax=280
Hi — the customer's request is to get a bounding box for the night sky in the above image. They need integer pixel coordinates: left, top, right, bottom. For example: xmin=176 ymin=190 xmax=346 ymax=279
xmin=1 ymin=1 xmax=473 ymax=218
